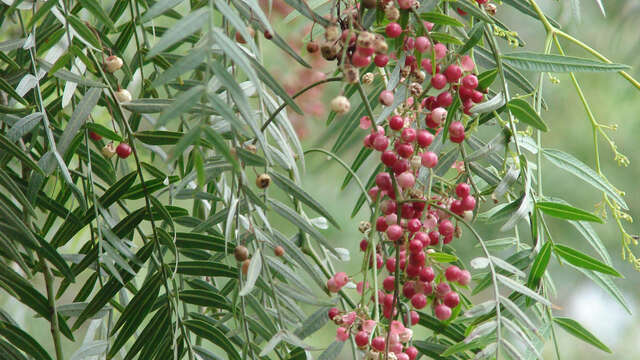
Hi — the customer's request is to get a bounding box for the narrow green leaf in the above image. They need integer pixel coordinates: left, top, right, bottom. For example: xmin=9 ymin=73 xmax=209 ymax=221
xmin=239 ymin=249 xmax=262 ymax=296
xmin=85 ymin=123 xmax=123 ymax=142
xmin=147 ymin=8 xmax=208 ymax=57
xmin=141 ymin=0 xmax=183 ymax=22
xmin=201 ymin=126 xmax=241 ymax=173
xmin=543 ymin=149 xmax=627 ymax=209
xmin=175 ymin=261 xmax=236 ymax=278
xmin=420 ymin=12 xmax=464 ymax=27
xmin=497 ymin=274 xmax=551 ymax=306
xmin=553 ymin=317 xmax=611 ymax=353
xmin=554 ymin=244 xmax=622 ymax=277
xmin=536 ymin=201 xmax=602 ymax=223
xmin=67 ymin=15 xmax=101 ymax=49
xmin=0 ymin=133 xmax=44 ymax=175
xmin=184 ymin=319 xmax=241 ymax=360
xmin=150 ymin=47 xmax=208 ymax=88
xmin=0 ymin=321 xmax=53 ymax=360
xmin=269 ymin=171 xmax=339 ymax=229
xmin=429 ymin=32 xmax=464 ymax=45
xmin=502 ymin=52 xmax=629 ymax=72
xmin=178 ymin=290 xmax=232 ymax=311
xmin=527 ymin=242 xmax=552 ymax=288
xmin=507 ymin=98 xmax=548 ymax=131
xmin=79 ymin=0 xmax=116 ymax=31
xmin=157 ymin=85 xmax=204 ymax=127
xmin=427 ymin=252 xmax=458 ymax=263
xmin=268 ymin=199 xmax=337 ymax=256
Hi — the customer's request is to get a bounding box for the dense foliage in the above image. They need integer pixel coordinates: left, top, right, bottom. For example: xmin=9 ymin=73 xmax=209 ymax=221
xmin=0 ymin=0 xmax=638 ymax=359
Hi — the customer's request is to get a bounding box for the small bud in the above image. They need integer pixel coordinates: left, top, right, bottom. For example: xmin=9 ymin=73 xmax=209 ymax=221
xmin=256 ymin=173 xmax=271 ymax=189
xmin=374 ymin=36 xmax=388 ymax=54
xmin=358 ymin=221 xmax=371 ymax=233
xmin=101 ymin=143 xmax=116 ymax=158
xmin=325 ymin=25 xmax=341 ymax=42
xmin=244 ymin=143 xmax=257 ymax=153
xmin=344 ymin=65 xmax=359 ymax=84
xmin=105 ymin=55 xmax=123 ymax=73
xmin=362 ymin=72 xmax=375 ymax=85
xmin=263 ymin=30 xmax=273 ymax=39
xmin=415 ymin=70 xmax=426 ymax=83
xmin=320 ymin=41 xmax=338 ymax=60
xmin=485 ymin=3 xmax=497 ymax=15
xmin=357 ymin=31 xmax=375 ymax=49
xmin=385 ymin=6 xmax=400 ymax=21
xmin=410 ymin=82 xmax=422 ymax=96
xmin=331 ymin=95 xmax=351 ymax=114
xmin=115 ymin=88 xmax=132 ymax=103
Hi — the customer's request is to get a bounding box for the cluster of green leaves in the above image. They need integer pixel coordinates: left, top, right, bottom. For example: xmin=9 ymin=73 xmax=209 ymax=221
xmin=0 ymin=0 xmax=638 ymax=359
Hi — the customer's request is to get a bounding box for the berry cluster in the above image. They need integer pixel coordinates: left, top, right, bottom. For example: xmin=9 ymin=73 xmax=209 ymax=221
xmin=317 ymin=0 xmax=491 ymax=355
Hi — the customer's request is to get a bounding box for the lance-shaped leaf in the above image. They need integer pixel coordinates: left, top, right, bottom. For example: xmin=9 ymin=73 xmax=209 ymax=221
xmin=553 ymin=317 xmax=611 ymax=353
xmin=507 ymin=98 xmax=548 ymax=131
xmin=554 ymin=244 xmax=622 ymax=277
xmin=502 ymin=52 xmax=629 ymax=72
xmin=536 ymin=201 xmax=602 ymax=223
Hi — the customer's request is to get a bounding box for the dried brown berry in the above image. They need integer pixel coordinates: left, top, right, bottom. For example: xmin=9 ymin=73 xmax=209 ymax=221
xmin=274 ymin=246 xmax=285 ymax=257
xmin=256 ymin=173 xmax=271 ymax=189
xmin=234 ymin=245 xmax=249 ymax=262
xmin=241 ymin=259 xmax=251 ymax=275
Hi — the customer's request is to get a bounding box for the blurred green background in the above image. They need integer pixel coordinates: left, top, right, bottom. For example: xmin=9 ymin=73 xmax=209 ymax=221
xmin=3 ymin=0 xmax=640 ymax=358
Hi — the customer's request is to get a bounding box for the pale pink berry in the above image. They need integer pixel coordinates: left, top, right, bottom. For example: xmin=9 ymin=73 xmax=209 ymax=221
xmin=421 ymin=151 xmax=438 ymax=168
xmin=397 ymin=0 xmax=413 ymax=9
xmin=397 ymin=171 xmax=415 ymax=189
xmin=435 ymin=304 xmax=452 ymax=320
xmin=387 ymin=224 xmax=404 ymax=241
xmin=379 ymin=90 xmax=394 ymax=106
xmin=434 ymin=43 xmax=447 ymax=59
xmin=415 ymin=36 xmax=431 ymax=53
xmin=431 ymin=107 xmax=447 ymax=125
xmin=334 ymin=272 xmax=349 ymax=287
xmin=327 ymin=278 xmax=340 ymax=293
xmin=458 ymin=270 xmax=471 ymax=286
xmin=461 ymin=55 xmax=475 ymax=72
xmin=336 ymin=327 xmax=349 ymax=341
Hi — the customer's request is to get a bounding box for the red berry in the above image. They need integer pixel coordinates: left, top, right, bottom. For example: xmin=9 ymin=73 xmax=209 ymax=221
xmin=406 ymin=263 xmax=421 ymax=277
xmin=414 ymin=231 xmax=429 ymax=247
xmin=373 ymin=135 xmax=390 ymax=151
xmin=403 ymin=281 xmax=416 ymax=298
xmin=428 ymin=230 xmax=440 ymax=245
xmin=450 ymin=199 xmax=464 ymax=215
xmin=419 ymin=266 xmax=435 ymax=282
xmin=374 ymin=54 xmax=389 ymax=67
xmin=421 ymin=151 xmax=438 ymax=168
xmin=415 ymin=36 xmax=430 ymax=53
xmin=116 ymin=143 xmax=132 ymax=159
xmin=386 ymin=257 xmax=397 ymax=273
xmin=383 ymin=293 xmax=395 ymax=308
xmin=416 ymin=130 xmax=433 ymax=148
xmin=385 ymin=23 xmax=402 ymax=38
xmin=383 ymin=276 xmax=396 ymax=292
xmin=381 ymin=151 xmax=397 ymax=167
xmin=462 ymin=74 xmax=479 ymax=89
xmin=431 ymin=73 xmax=447 ymax=89
xmin=376 ymin=216 xmax=389 ymax=232
xmin=396 ymin=143 xmax=414 ymax=158
xmin=356 ymin=46 xmax=375 ymax=57
xmin=352 ymin=52 xmax=371 ymax=67
xmin=459 ymin=85 xmax=474 ymax=99
xmin=450 ymin=133 xmax=465 ymax=144
xmin=409 ymin=252 xmax=425 ymax=266
xmin=387 ymin=224 xmax=404 ymax=241
xmin=471 ymin=90 xmax=484 ymax=103
xmin=401 ymin=127 xmax=416 ymax=143
xmin=407 ymin=218 xmax=422 ymax=233
xmin=89 ymin=131 xmax=102 ymax=141
xmin=437 ymin=91 xmax=453 ymax=108
xmin=411 ymin=293 xmax=427 ymax=309
xmin=436 ymin=282 xmax=451 ymax=297
xmin=444 ymin=65 xmax=462 ymax=82
xmin=455 ymin=183 xmax=471 ymax=198
xmin=392 ymin=158 xmax=409 ymax=174
xmin=375 ymin=172 xmax=392 ymax=190
xmin=360 ymin=238 xmax=369 ymax=252
xmin=372 ymin=336 xmax=386 ymax=351
xmin=449 ymin=121 xmax=465 ymax=138
xmin=409 ymin=239 xmax=423 ymax=254
xmin=389 ymin=115 xmax=404 ymax=130
xmin=438 ymin=219 xmax=454 ymax=236
xmin=355 ymin=331 xmax=369 ymax=347
xmin=444 ymin=291 xmax=460 ymax=308
xmin=461 ymin=195 xmax=476 ymax=211
xmin=406 ymin=346 xmax=419 ymax=360
xmin=328 ymin=307 xmax=340 ymax=320
xmin=445 ymin=265 xmax=462 ymax=282
xmin=410 ymin=311 xmax=419 ymax=325
xmin=435 ymin=304 xmax=452 ymax=320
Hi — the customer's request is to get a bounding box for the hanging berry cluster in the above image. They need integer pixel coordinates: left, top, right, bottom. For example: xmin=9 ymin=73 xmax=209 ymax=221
xmin=316 ymin=0 xmax=494 ymax=357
